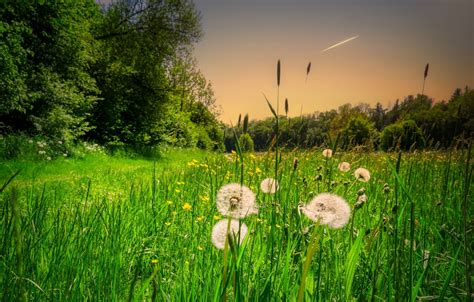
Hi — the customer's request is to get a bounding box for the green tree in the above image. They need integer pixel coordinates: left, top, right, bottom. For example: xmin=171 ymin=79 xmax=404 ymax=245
xmin=380 ymin=120 xmax=425 ymax=151
xmin=341 ymin=116 xmax=377 ymax=149
xmin=89 ymin=0 xmax=203 ymax=146
xmin=239 ymin=133 xmax=254 ymax=152
xmin=0 ymin=0 xmax=100 ymax=141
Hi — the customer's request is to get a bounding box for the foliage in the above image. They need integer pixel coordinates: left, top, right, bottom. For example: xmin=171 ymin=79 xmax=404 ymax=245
xmin=230 ymin=89 xmax=473 ymax=151
xmin=341 ymin=116 xmax=377 ymax=149
xmin=380 ymin=120 xmax=425 ymax=151
xmin=238 ymin=133 xmax=254 ymax=152
xmin=0 ymin=0 xmax=100 ymax=141
xmin=0 ymin=0 xmax=222 ymax=151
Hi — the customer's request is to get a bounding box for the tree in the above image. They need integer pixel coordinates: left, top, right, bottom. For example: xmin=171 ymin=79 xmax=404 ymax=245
xmin=0 ymin=0 xmax=101 ymax=141
xmin=88 ymin=0 xmax=203 ymax=146
xmin=239 ymin=133 xmax=254 ymax=152
xmin=380 ymin=120 xmax=425 ymax=151
xmin=341 ymin=116 xmax=377 ymax=149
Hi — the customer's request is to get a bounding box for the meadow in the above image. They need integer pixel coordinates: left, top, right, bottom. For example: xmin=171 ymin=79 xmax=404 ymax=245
xmin=0 ymin=147 xmax=471 ymax=301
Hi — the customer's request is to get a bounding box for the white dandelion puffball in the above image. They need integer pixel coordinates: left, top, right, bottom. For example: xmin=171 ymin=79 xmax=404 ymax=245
xmin=338 ymin=162 xmax=351 ymax=172
xmin=260 ymin=178 xmax=279 ymax=194
xmin=211 ymin=219 xmax=248 ymax=250
xmin=301 ymin=193 xmax=351 ymax=229
xmin=354 ymin=167 xmax=371 ymax=182
xmin=216 ymin=183 xmax=258 ymax=218
xmin=322 ymin=149 xmax=333 ymax=158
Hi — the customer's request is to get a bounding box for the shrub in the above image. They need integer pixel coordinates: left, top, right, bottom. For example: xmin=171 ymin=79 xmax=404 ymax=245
xmin=239 ymin=133 xmax=254 ymax=152
xmin=381 ymin=120 xmax=425 ymax=151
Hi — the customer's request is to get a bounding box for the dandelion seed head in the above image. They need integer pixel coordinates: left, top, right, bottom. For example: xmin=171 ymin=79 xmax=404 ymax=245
xmin=322 ymin=149 xmax=333 ymax=158
xmin=211 ymin=219 xmax=248 ymax=250
xmin=355 ymin=194 xmax=367 ymax=209
xmin=260 ymin=178 xmax=279 ymax=194
xmin=216 ymin=183 xmax=257 ymax=218
xmin=338 ymin=162 xmax=351 ymax=172
xmin=354 ymin=167 xmax=371 ymax=182
xmin=301 ymin=193 xmax=351 ymax=229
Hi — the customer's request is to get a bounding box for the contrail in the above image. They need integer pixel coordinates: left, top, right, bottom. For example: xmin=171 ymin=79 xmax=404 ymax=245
xmin=321 ymin=35 xmax=359 ymax=52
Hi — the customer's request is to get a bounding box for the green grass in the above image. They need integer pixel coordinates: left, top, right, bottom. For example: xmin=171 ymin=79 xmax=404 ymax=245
xmin=0 ymin=148 xmax=472 ymax=301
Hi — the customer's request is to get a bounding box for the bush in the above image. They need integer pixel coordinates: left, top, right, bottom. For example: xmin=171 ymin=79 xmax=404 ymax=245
xmin=380 ymin=120 xmax=425 ymax=151
xmin=239 ymin=133 xmax=254 ymax=152
xmin=341 ymin=116 xmax=377 ymax=149
xmin=0 ymin=134 xmax=74 ymax=160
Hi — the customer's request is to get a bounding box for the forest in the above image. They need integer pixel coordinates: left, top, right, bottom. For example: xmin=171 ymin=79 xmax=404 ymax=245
xmin=1 ymin=0 xmax=473 ymax=158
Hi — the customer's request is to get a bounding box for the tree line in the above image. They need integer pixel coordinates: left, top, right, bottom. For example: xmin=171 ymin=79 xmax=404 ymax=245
xmin=2 ymin=1 xmax=472 ymax=155
xmin=0 ymin=0 xmax=224 ymax=151
xmin=224 ymin=88 xmax=473 ymax=152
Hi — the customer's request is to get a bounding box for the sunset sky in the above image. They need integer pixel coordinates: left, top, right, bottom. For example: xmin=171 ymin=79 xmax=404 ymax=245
xmin=193 ymin=0 xmax=473 ymax=122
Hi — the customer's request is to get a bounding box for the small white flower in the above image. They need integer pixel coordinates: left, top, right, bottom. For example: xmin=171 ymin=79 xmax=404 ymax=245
xmin=46 ymin=156 xmax=51 ymax=161
xmin=354 ymin=167 xmax=371 ymax=182
xmin=322 ymin=149 xmax=333 ymax=158
xmin=260 ymin=178 xmax=279 ymax=194
xmin=58 ymin=141 xmax=63 ymax=144
xmin=211 ymin=219 xmax=248 ymax=250
xmin=28 ymin=139 xmax=33 ymax=144
xmin=38 ymin=150 xmax=46 ymax=155
xmin=216 ymin=183 xmax=258 ymax=218
xmin=301 ymin=193 xmax=351 ymax=229
xmin=63 ymin=153 xmax=68 ymax=157
xmin=338 ymin=162 xmax=351 ymax=172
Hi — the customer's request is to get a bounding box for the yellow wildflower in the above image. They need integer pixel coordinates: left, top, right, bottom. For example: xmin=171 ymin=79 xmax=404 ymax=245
xmin=255 ymin=167 xmax=262 ymax=174
xmin=249 ymin=153 xmax=256 ymax=160
xmin=200 ymin=195 xmax=210 ymax=202
xmin=197 ymin=246 xmax=204 ymax=251
xmin=213 ymin=215 xmax=221 ymax=221
xmin=196 ymin=215 xmax=204 ymax=222
xmin=182 ymin=203 xmax=192 ymax=211
xmin=176 ymin=181 xmax=185 ymax=185
xmin=151 ymin=259 xmax=158 ymax=264
xmin=175 ymin=189 xmax=181 ymax=193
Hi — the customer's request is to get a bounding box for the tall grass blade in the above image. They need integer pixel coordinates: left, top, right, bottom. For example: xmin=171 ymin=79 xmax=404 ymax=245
xmin=439 ymin=246 xmax=461 ymax=300
xmin=345 ymin=230 xmax=363 ymax=300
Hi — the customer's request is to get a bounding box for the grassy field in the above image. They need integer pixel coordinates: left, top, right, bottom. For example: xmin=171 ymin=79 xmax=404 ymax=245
xmin=0 ymin=148 xmax=472 ymax=301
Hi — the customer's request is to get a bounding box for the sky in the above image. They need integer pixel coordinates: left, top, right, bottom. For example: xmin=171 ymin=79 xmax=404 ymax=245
xmin=192 ymin=0 xmax=473 ymax=122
